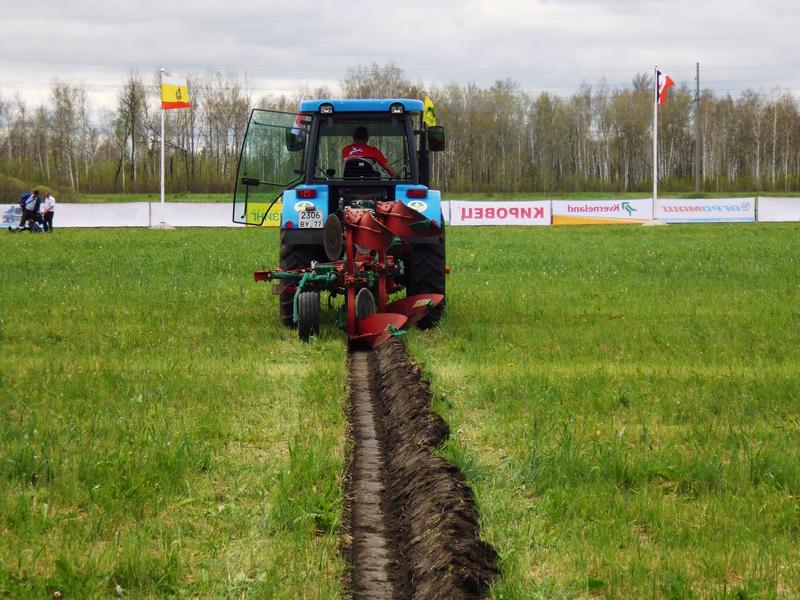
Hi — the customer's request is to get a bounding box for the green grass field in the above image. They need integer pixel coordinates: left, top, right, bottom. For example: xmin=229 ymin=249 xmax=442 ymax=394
xmin=0 ymin=229 xmax=347 ymax=598
xmin=409 ymin=223 xmax=800 ymax=599
xmin=2 ymin=223 xmax=799 ymax=598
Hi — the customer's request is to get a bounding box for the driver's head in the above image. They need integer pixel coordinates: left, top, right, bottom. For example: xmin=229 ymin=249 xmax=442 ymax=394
xmin=353 ymin=126 xmax=369 ymax=143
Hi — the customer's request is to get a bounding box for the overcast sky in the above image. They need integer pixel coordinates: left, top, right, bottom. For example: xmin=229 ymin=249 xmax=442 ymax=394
xmin=1 ymin=0 xmax=798 ymax=112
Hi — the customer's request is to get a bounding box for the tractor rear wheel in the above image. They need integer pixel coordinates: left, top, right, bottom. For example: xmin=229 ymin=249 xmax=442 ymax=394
xmin=297 ymin=291 xmax=321 ymax=341
xmin=404 ymin=233 xmax=446 ymax=329
xmin=279 ymin=241 xmax=318 ymax=327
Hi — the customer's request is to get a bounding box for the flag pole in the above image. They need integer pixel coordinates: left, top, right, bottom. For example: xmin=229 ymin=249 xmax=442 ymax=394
xmin=160 ymin=67 xmax=166 ymax=225
xmin=653 ymin=64 xmax=658 ymax=215
xmin=152 ymin=67 xmax=173 ymax=229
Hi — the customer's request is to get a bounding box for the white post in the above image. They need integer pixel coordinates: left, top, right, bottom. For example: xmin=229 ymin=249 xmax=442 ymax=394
xmin=160 ymin=67 xmax=166 ymax=225
xmin=653 ymin=64 xmax=658 ymax=214
xmin=153 ymin=67 xmax=173 ymax=229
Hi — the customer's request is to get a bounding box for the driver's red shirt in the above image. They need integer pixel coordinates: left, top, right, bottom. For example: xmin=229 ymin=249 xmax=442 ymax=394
xmin=341 ymin=143 xmax=389 ymax=167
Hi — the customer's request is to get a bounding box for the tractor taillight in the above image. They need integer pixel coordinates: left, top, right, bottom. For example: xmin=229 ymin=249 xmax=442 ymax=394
xmin=407 ymin=189 xmax=427 ymax=199
xmin=298 ymin=189 xmax=317 ymax=199
xmin=285 ymin=221 xmax=294 ymax=229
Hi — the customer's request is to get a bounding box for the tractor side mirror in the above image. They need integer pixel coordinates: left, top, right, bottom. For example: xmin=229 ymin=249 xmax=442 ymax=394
xmin=285 ymin=128 xmax=305 ymax=152
xmin=427 ymin=126 xmax=445 ymax=152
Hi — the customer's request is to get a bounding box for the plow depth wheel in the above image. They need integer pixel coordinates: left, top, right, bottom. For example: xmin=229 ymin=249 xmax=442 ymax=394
xmin=279 ymin=240 xmax=318 ymax=327
xmin=297 ymin=291 xmax=321 ymax=341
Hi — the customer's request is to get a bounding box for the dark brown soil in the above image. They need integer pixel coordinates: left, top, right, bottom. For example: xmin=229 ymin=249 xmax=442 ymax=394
xmin=343 ymin=339 xmax=498 ymax=599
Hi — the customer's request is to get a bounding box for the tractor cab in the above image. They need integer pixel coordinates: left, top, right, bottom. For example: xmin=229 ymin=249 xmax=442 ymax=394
xmin=233 ymin=99 xmax=445 ymax=235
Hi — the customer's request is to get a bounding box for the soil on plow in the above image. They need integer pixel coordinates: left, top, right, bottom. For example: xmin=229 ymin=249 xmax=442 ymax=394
xmin=343 ymin=338 xmax=498 ymax=599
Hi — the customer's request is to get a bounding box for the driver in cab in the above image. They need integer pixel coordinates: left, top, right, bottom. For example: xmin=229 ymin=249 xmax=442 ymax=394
xmin=341 ymin=126 xmax=398 ymax=178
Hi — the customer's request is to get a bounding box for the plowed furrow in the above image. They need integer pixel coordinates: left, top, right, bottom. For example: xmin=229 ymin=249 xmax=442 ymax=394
xmin=344 ymin=340 xmax=499 ymax=599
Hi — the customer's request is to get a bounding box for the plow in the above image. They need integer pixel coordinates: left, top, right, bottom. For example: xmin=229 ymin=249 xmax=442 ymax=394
xmin=254 ymin=201 xmax=445 ymax=348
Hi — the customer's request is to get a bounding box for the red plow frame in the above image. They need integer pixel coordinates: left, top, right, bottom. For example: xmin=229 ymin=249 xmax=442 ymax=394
xmin=254 ymin=201 xmax=444 ymax=349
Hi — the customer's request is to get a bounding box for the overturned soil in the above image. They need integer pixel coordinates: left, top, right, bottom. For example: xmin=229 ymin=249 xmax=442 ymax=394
xmin=343 ymin=338 xmax=498 ymax=599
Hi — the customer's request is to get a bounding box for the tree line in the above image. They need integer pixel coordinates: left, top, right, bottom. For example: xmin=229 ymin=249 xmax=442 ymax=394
xmin=1 ymin=63 xmax=799 ymax=199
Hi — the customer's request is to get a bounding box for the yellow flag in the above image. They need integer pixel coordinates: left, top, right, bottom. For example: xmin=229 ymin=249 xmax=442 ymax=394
xmin=161 ymin=74 xmax=191 ymax=110
xmin=423 ymin=96 xmax=436 ymax=127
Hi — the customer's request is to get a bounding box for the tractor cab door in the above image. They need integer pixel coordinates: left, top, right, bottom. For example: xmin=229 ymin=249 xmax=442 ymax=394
xmin=232 ymin=109 xmax=309 ymax=226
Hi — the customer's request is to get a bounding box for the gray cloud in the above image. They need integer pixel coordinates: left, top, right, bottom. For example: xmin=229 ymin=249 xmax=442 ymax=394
xmin=1 ymin=0 xmax=798 ymax=111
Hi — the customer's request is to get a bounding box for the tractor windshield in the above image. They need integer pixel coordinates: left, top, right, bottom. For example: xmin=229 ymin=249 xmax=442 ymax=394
xmin=314 ymin=116 xmax=412 ymax=181
xmin=232 ymin=110 xmax=308 ymax=225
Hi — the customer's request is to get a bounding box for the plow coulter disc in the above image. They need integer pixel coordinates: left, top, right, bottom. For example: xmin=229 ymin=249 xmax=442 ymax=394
xmin=355 ymin=288 xmax=377 ymax=319
xmin=323 ymin=214 xmax=344 ymax=261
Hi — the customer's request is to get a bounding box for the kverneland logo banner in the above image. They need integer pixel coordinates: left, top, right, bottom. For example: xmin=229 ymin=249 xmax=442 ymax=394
xmin=552 ymin=199 xmax=653 ymax=225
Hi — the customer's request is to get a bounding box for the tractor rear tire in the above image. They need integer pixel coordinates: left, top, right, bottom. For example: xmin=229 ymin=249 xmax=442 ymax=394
xmin=279 ymin=241 xmax=318 ymax=327
xmin=297 ymin=291 xmax=320 ymax=341
xmin=404 ymin=234 xmax=446 ymax=329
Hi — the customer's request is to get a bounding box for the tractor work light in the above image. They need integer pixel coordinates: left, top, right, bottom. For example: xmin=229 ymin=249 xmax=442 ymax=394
xmin=320 ymin=103 xmax=334 ymax=114
xmin=390 ymin=103 xmax=404 ymax=114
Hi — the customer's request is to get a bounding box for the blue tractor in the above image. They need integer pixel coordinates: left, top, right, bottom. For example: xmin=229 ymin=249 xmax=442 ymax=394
xmin=233 ymin=99 xmax=447 ymax=345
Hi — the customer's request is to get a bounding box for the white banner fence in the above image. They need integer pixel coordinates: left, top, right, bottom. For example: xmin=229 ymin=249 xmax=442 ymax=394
xmin=3 ymin=202 xmax=242 ymax=228
xmin=4 ymin=197 xmax=800 ymax=228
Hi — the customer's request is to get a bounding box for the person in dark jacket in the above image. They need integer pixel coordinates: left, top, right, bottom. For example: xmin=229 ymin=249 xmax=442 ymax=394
xmin=15 ymin=190 xmax=42 ymax=232
xmin=12 ymin=191 xmax=32 ymax=230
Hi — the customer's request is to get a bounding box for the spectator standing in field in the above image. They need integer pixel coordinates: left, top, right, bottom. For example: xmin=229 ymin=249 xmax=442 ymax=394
xmin=41 ymin=192 xmax=56 ymax=232
xmin=12 ymin=191 xmax=32 ymax=230
xmin=23 ymin=190 xmax=42 ymax=231
xmin=9 ymin=190 xmax=41 ymax=232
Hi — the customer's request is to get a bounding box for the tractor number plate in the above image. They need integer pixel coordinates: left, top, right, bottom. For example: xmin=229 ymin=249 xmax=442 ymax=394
xmin=298 ymin=211 xmax=323 ymax=228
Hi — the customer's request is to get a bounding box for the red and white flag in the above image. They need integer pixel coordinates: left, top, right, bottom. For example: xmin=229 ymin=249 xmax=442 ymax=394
xmin=657 ymin=70 xmax=675 ymax=105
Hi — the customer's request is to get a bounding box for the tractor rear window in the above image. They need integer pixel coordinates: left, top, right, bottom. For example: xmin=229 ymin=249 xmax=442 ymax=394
xmin=315 ymin=117 xmax=411 ymax=180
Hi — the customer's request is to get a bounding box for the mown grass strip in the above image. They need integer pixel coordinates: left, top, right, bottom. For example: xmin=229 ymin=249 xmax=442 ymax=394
xmin=408 ymin=223 xmax=800 ymax=599
xmin=0 ymin=229 xmax=346 ymax=598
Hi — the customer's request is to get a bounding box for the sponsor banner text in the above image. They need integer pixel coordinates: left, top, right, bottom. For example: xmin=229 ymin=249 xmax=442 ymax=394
xmin=448 ymin=200 xmax=550 ymax=226
xmin=655 ymin=198 xmax=755 ymax=223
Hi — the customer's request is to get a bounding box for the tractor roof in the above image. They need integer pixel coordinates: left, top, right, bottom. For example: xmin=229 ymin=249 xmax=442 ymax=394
xmin=298 ymin=98 xmax=424 ymax=113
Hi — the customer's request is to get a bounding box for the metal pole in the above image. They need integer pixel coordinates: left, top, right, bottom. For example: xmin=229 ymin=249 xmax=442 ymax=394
xmin=695 ymin=62 xmax=701 ymax=193
xmin=653 ymin=65 xmax=658 ymax=211
xmin=160 ymin=67 xmax=166 ymax=225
